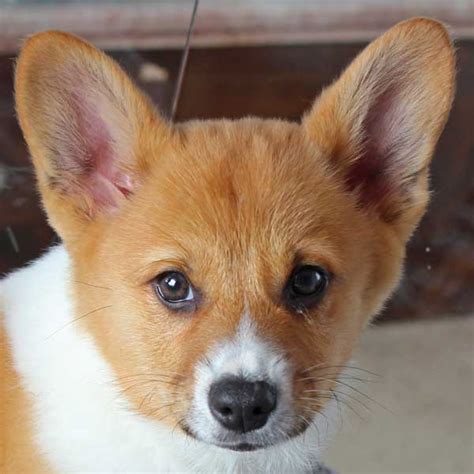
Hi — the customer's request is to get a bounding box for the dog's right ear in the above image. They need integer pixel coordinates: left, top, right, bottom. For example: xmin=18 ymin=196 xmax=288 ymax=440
xmin=15 ymin=31 xmax=169 ymax=241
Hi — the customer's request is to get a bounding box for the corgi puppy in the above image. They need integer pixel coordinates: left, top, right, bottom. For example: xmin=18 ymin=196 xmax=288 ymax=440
xmin=0 ymin=18 xmax=454 ymax=473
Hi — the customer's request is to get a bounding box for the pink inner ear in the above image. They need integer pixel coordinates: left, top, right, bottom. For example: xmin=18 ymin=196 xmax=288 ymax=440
xmin=344 ymin=88 xmax=401 ymax=210
xmin=67 ymin=89 xmax=134 ymax=212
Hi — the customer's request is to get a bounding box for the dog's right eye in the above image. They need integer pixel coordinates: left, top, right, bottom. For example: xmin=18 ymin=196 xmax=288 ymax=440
xmin=153 ymin=271 xmax=196 ymax=311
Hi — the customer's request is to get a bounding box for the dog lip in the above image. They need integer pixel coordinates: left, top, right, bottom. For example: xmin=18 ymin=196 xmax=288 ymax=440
xmin=180 ymin=421 xmax=268 ymax=451
xmin=180 ymin=420 xmax=310 ymax=452
xmin=217 ymin=442 xmax=263 ymax=452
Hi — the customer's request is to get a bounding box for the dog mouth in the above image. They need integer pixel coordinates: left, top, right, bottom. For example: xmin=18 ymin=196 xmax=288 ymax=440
xmin=180 ymin=422 xmax=268 ymax=451
xmin=180 ymin=419 xmax=309 ymax=452
xmin=182 ymin=426 xmax=268 ymax=451
xmin=217 ymin=442 xmax=264 ymax=452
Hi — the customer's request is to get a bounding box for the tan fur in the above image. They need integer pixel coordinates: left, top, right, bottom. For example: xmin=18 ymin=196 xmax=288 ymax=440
xmin=3 ymin=18 xmax=455 ymax=470
xmin=0 ymin=311 xmax=50 ymax=473
xmin=304 ymin=18 xmax=455 ymax=233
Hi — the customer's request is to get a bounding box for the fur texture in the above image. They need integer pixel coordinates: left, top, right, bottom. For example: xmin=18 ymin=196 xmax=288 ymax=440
xmin=1 ymin=247 xmax=332 ymax=473
xmin=1 ymin=17 xmax=455 ymax=473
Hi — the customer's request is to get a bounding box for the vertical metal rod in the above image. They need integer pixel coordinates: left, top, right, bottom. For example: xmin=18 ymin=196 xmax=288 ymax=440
xmin=6 ymin=226 xmax=20 ymax=253
xmin=171 ymin=0 xmax=199 ymax=122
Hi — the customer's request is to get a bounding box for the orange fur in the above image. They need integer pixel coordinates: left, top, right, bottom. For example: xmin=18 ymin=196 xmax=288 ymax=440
xmin=0 ymin=312 xmax=50 ymax=473
xmin=2 ymin=18 xmax=455 ymax=470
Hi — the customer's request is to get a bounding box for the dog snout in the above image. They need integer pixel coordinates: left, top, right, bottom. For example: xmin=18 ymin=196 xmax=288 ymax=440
xmin=208 ymin=377 xmax=277 ymax=433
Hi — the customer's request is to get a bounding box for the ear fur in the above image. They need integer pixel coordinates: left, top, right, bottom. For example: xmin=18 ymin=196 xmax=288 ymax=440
xmin=15 ymin=31 xmax=169 ymax=239
xmin=303 ymin=18 xmax=455 ymax=236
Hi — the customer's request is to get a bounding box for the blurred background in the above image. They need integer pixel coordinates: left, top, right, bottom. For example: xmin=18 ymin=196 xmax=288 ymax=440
xmin=0 ymin=1 xmax=472 ymax=473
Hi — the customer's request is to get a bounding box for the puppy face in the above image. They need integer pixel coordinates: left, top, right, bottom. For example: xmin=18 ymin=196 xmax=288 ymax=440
xmin=70 ymin=119 xmax=402 ymax=450
xmin=15 ymin=19 xmax=454 ymax=451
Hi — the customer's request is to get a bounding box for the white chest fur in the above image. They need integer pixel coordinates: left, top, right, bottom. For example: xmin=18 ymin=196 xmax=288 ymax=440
xmin=1 ymin=247 xmax=329 ymax=473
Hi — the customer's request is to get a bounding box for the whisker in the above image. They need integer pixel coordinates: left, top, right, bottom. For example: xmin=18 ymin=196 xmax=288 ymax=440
xmin=301 ymin=389 xmax=372 ymax=413
xmin=115 ymin=372 xmax=185 ymax=381
xmin=319 ymin=377 xmax=394 ymax=415
xmin=298 ymin=374 xmax=378 ymax=384
xmin=148 ymin=401 xmax=179 ymax=419
xmin=172 ymin=417 xmax=185 ymax=437
xmin=329 ymin=389 xmax=367 ymax=422
xmin=299 ymin=412 xmax=319 ymax=439
xmin=315 ymin=403 xmax=331 ymax=433
xmin=302 ymin=393 xmax=365 ymax=422
xmin=275 ymin=425 xmax=291 ymax=443
xmin=300 ymin=411 xmax=321 ymax=444
xmin=298 ymin=375 xmax=389 ymax=413
xmin=302 ymin=392 xmax=344 ymax=437
xmin=301 ymin=364 xmax=382 ymax=378
xmin=45 ymin=304 xmax=112 ymax=340
xmin=332 ymin=391 xmax=344 ymax=431
xmin=117 ymin=379 xmax=183 ymax=399
xmin=297 ymin=413 xmax=311 ymax=426
xmin=72 ymin=279 xmax=113 ymax=291
xmin=138 ymin=387 xmax=157 ymax=410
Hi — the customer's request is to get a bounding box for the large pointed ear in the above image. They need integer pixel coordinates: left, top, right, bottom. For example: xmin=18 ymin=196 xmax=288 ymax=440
xmin=303 ymin=18 xmax=455 ymax=237
xmin=15 ymin=31 xmax=169 ymax=240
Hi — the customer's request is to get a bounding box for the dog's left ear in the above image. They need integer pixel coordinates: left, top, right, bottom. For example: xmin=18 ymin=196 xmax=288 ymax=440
xmin=303 ymin=18 xmax=455 ymax=238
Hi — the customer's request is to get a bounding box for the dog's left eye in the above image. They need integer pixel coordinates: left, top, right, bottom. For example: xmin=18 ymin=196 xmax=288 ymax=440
xmin=284 ymin=265 xmax=329 ymax=311
xmin=153 ymin=271 xmax=196 ymax=310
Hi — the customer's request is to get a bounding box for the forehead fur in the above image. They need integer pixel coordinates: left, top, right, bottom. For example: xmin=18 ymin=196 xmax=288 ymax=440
xmin=109 ymin=118 xmax=364 ymax=272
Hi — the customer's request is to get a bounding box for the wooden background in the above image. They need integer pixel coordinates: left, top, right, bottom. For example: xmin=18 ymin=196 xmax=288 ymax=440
xmin=0 ymin=39 xmax=472 ymax=321
xmin=1 ymin=1 xmax=473 ymax=52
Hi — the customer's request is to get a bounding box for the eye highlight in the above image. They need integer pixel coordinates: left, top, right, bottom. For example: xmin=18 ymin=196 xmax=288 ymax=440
xmin=284 ymin=265 xmax=329 ymax=312
xmin=153 ymin=271 xmax=196 ymax=311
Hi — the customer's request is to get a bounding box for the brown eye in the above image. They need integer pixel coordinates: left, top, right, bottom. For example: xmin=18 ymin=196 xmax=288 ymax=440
xmin=284 ymin=265 xmax=329 ymax=311
xmin=153 ymin=271 xmax=195 ymax=310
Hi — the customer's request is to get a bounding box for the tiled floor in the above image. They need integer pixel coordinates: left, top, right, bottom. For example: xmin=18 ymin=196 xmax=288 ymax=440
xmin=324 ymin=317 xmax=474 ymax=474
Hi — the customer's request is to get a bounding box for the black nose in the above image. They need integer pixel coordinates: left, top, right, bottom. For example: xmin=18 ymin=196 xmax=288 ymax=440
xmin=208 ymin=377 xmax=277 ymax=433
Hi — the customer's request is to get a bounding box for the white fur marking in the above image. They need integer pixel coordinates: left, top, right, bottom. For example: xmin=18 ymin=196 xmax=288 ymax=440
xmin=1 ymin=247 xmax=335 ymax=473
xmin=188 ymin=315 xmax=336 ymax=472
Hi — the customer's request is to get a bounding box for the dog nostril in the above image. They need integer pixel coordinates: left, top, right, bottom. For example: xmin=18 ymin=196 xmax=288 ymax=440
xmin=208 ymin=377 xmax=277 ymax=433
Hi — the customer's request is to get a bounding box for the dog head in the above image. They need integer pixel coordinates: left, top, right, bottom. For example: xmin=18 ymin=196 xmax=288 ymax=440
xmin=15 ymin=18 xmax=454 ymax=453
